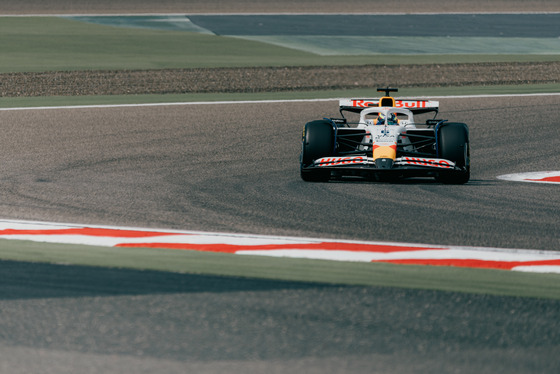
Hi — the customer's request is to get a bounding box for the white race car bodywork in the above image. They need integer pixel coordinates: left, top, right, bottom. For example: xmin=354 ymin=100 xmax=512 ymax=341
xmin=314 ymin=105 xmax=455 ymax=170
xmin=300 ymin=90 xmax=470 ymax=183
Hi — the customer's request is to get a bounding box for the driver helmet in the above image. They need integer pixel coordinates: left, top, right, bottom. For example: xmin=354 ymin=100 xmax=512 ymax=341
xmin=387 ymin=113 xmax=399 ymax=125
xmin=375 ymin=113 xmax=385 ymax=125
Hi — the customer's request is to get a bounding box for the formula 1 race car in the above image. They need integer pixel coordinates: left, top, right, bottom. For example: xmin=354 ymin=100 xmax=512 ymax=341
xmin=300 ymin=88 xmax=470 ymax=184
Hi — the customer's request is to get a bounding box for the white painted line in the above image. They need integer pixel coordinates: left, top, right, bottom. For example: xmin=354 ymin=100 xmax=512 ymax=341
xmin=0 ymin=98 xmax=336 ymax=111
xmin=1 ymin=92 xmax=559 ymax=112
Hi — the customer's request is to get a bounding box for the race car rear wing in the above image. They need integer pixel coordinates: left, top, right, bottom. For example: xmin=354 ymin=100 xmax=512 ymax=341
xmin=339 ymin=98 xmax=439 ymax=115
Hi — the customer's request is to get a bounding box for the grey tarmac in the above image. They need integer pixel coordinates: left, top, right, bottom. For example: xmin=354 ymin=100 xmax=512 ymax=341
xmin=1 ymin=1 xmax=559 ymax=373
xmin=0 ymin=95 xmax=559 ymax=372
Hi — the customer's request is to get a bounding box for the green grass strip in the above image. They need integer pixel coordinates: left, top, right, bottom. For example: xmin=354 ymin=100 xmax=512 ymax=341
xmin=0 ymin=17 xmax=312 ymax=73
xmin=0 ymin=17 xmax=558 ymax=73
xmin=1 ymin=239 xmax=559 ymax=300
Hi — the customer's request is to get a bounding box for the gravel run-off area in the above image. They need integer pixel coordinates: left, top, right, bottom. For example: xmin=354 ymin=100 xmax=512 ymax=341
xmin=0 ymin=62 xmax=559 ymax=97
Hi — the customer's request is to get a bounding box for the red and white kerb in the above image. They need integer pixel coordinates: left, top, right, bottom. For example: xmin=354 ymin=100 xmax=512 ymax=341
xmin=498 ymin=171 xmax=560 ymax=184
xmin=0 ymin=220 xmax=559 ymax=274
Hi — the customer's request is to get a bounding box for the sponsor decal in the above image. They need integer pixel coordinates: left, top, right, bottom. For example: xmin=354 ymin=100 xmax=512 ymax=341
xmin=372 ymin=126 xmax=399 ymax=146
xmin=374 ymin=134 xmax=397 ymax=144
xmin=400 ymin=157 xmax=455 ymax=169
xmin=394 ymin=100 xmax=427 ymax=108
xmin=350 ymin=99 xmax=379 ymax=108
xmin=346 ymin=99 xmax=438 ymax=109
xmin=1 ymin=219 xmax=560 ymax=273
xmin=315 ymin=156 xmax=368 ymax=167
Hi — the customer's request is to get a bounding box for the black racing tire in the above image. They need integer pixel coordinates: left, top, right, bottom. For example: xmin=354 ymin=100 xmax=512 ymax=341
xmin=300 ymin=120 xmax=335 ymax=182
xmin=435 ymin=122 xmax=470 ymax=184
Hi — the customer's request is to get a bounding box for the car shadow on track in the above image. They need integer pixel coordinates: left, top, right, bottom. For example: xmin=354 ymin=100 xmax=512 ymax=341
xmin=0 ymin=260 xmax=338 ymax=300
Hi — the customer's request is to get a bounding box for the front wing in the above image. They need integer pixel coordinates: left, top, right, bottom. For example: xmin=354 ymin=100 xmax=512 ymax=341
xmin=303 ymin=155 xmax=462 ymax=178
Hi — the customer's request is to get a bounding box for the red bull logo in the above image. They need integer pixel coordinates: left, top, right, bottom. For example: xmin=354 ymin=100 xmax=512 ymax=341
xmin=351 ymin=100 xmax=429 ymax=108
xmin=394 ymin=100 xmax=428 ymax=108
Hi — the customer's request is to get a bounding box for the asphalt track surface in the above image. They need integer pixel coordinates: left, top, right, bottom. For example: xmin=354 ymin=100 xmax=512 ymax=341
xmin=187 ymin=14 xmax=560 ymax=37
xmin=1 ymin=95 xmax=560 ymax=373
xmin=69 ymin=14 xmax=560 ymax=37
xmin=1 ymin=96 xmax=558 ymax=250
xmin=1 ymin=0 xmax=559 ymax=14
